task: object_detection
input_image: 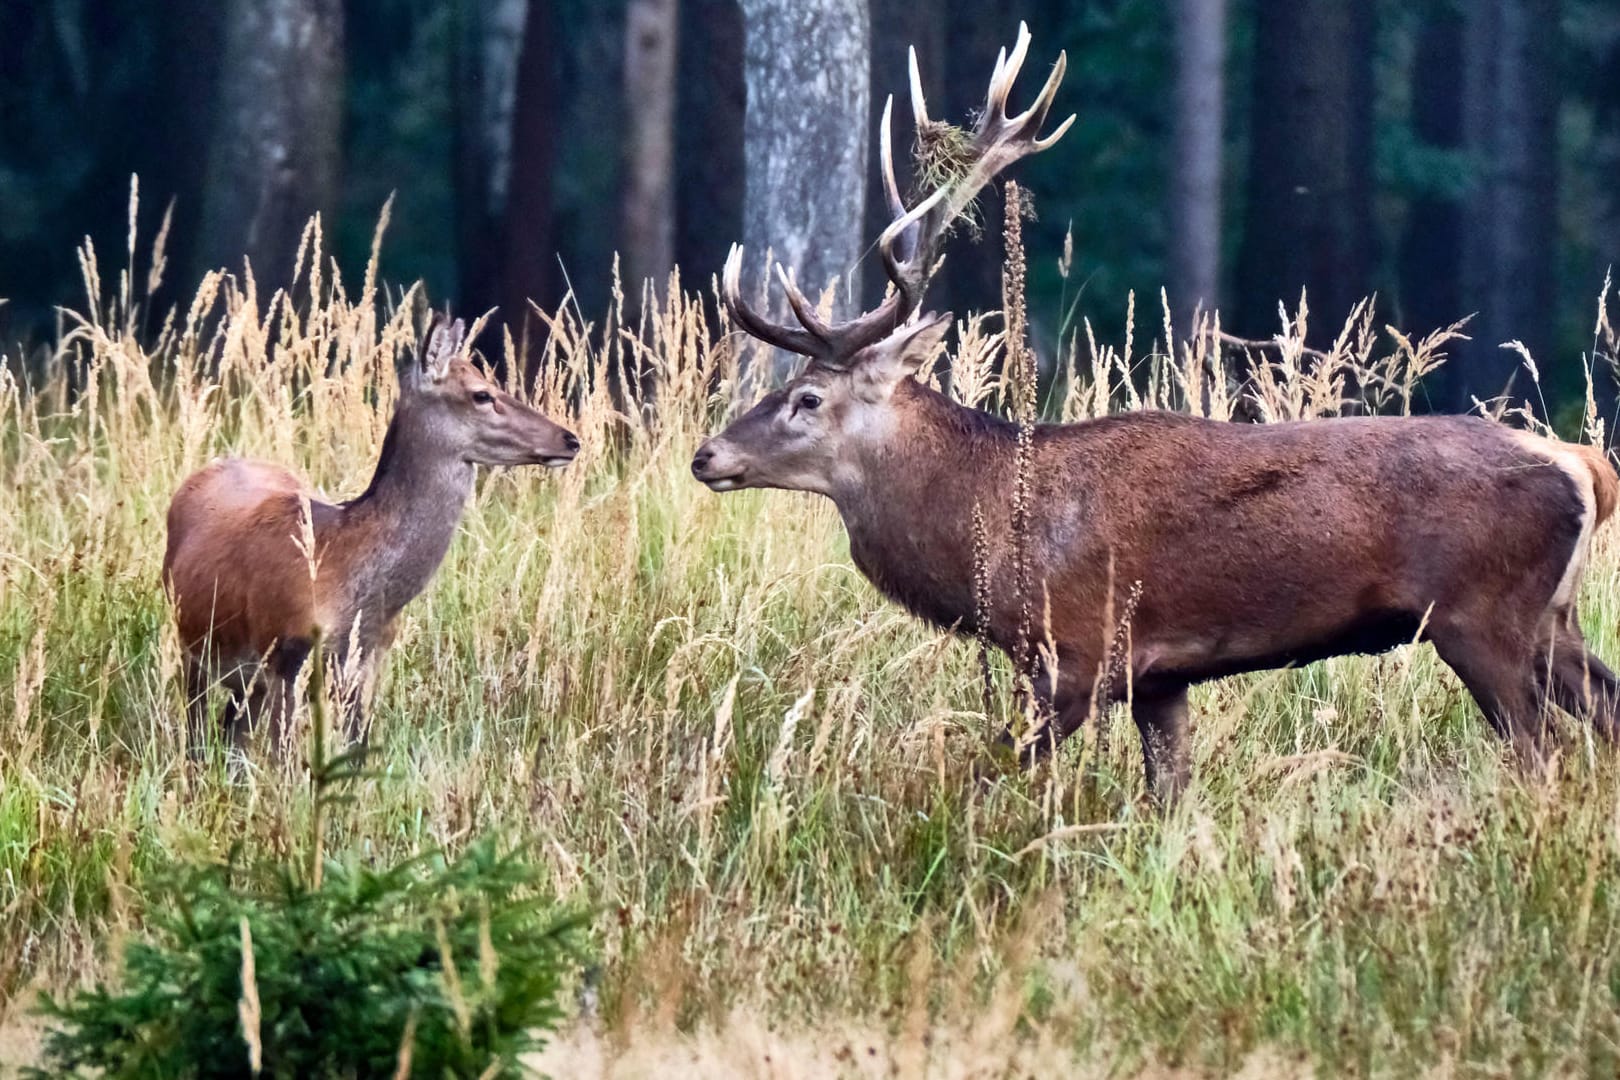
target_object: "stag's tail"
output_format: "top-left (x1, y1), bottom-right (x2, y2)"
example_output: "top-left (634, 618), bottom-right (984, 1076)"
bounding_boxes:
top-left (1574, 444), bottom-right (1619, 527)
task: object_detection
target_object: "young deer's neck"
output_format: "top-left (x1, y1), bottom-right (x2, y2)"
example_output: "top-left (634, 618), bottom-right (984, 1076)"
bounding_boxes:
top-left (334, 408), bottom-right (475, 621)
top-left (830, 381), bottom-right (1019, 632)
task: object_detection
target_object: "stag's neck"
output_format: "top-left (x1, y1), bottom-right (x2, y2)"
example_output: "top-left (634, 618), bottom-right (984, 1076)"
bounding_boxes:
top-left (830, 381), bottom-right (1024, 632)
top-left (329, 412), bottom-right (475, 623)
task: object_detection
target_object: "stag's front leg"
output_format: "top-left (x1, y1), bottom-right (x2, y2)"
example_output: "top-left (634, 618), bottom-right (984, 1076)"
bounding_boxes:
top-left (992, 649), bottom-right (1100, 768)
top-left (1131, 683), bottom-right (1191, 805)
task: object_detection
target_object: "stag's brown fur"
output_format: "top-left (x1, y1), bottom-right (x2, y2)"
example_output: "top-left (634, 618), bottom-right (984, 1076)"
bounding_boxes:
top-left (698, 326), bottom-right (1620, 800)
top-left (695, 23), bottom-right (1620, 799)
top-left (164, 322), bottom-right (578, 754)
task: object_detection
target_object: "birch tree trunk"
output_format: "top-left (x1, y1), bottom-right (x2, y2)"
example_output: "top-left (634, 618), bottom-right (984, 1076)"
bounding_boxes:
top-left (199, 0), bottom-right (344, 285)
top-left (739, 0), bottom-right (871, 383)
top-left (1168, 0), bottom-right (1227, 338)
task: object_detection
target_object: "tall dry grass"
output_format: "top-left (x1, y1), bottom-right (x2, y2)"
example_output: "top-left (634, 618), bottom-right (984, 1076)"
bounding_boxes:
top-left (3, 187), bottom-right (1620, 1076)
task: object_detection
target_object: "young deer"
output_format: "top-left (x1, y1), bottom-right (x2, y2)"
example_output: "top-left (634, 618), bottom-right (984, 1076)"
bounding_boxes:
top-left (692, 25), bottom-right (1620, 801)
top-left (164, 317), bottom-right (579, 755)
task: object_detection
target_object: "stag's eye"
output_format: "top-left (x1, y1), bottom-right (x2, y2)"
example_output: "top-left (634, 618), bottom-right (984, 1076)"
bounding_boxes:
top-left (471, 390), bottom-right (495, 406)
top-left (796, 392), bottom-right (822, 413)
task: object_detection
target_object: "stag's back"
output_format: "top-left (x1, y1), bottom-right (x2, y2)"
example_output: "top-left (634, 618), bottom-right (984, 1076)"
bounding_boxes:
top-left (1022, 411), bottom-right (1611, 680)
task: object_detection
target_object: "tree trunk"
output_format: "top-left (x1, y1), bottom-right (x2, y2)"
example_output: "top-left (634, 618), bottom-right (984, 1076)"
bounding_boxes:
top-left (1397, 0), bottom-right (1465, 373)
top-left (1167, 0), bottom-right (1227, 338)
top-left (1234, 0), bottom-right (1375, 345)
top-left (149, 0), bottom-right (225, 296)
top-left (1593, 19), bottom-right (1620, 299)
top-left (621, 0), bottom-right (680, 311)
top-left (199, 0), bottom-right (344, 286)
top-left (452, 0), bottom-right (528, 320)
top-left (675, 0), bottom-right (746, 295)
top-left (1456, 0), bottom-right (1562, 409)
top-left (739, 0), bottom-right (871, 382)
top-left (505, 0), bottom-right (561, 383)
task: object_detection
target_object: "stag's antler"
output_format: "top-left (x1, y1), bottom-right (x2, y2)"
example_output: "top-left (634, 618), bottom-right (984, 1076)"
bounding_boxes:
top-left (724, 22), bottom-right (1074, 370)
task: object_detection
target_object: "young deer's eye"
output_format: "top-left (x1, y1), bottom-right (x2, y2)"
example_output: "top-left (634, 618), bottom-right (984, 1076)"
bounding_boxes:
top-left (796, 392), bottom-right (822, 413)
top-left (471, 390), bottom-right (495, 406)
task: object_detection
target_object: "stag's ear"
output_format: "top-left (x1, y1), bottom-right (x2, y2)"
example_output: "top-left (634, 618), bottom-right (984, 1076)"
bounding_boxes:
top-left (852, 312), bottom-right (952, 401)
top-left (418, 316), bottom-right (465, 387)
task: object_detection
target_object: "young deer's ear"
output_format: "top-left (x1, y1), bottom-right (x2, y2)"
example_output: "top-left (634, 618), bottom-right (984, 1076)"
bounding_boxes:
top-left (853, 312), bottom-right (952, 401)
top-left (420, 316), bottom-right (466, 385)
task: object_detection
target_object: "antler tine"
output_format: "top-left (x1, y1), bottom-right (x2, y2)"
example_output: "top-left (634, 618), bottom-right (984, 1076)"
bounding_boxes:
top-left (876, 182), bottom-right (951, 304)
top-left (880, 96), bottom-right (906, 220)
top-left (1008, 49), bottom-right (1067, 135)
top-left (1036, 108), bottom-right (1077, 152)
top-left (987, 23), bottom-right (1032, 118)
top-left (722, 24), bottom-right (1071, 370)
top-left (722, 244), bottom-right (824, 359)
top-left (908, 47), bottom-right (930, 128)
top-left (774, 265), bottom-right (834, 339)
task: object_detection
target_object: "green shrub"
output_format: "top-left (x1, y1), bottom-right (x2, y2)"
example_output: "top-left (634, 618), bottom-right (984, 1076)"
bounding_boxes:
top-left (33, 650), bottom-right (587, 1078)
top-left (32, 837), bottom-right (586, 1079)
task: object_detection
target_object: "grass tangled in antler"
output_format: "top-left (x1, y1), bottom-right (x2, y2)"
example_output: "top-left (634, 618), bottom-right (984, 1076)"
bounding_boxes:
top-left (914, 120), bottom-right (984, 239)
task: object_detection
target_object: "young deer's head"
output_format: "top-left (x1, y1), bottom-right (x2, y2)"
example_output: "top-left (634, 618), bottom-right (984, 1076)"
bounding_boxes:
top-left (692, 24), bottom-right (1071, 497)
top-left (400, 317), bottom-right (579, 468)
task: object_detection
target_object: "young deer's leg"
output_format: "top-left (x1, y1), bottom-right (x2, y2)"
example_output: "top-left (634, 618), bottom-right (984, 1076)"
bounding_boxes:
top-left (264, 638), bottom-right (313, 759)
top-left (229, 681), bottom-right (265, 757)
top-left (338, 619), bottom-right (394, 748)
top-left (992, 651), bottom-right (1102, 768)
top-left (1132, 683), bottom-right (1191, 805)
top-left (183, 656), bottom-right (212, 760)
top-left (339, 653), bottom-right (382, 748)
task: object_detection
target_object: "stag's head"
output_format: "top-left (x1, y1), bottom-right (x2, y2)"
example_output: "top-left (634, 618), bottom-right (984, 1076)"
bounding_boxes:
top-left (691, 313), bottom-right (952, 493)
top-left (692, 23), bottom-right (1071, 496)
top-left (401, 317), bottom-right (580, 468)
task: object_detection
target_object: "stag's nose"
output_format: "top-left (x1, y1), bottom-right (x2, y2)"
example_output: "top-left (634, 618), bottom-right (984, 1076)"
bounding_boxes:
top-left (691, 446), bottom-right (713, 476)
top-left (563, 432), bottom-right (580, 453)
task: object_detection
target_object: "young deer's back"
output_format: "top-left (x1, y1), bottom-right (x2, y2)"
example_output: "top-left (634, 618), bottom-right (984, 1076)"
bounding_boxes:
top-left (163, 458), bottom-right (376, 667)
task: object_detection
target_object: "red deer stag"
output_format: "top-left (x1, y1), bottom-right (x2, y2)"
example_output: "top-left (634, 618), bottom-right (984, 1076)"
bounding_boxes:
top-left (164, 317), bottom-right (578, 755)
top-left (692, 25), bottom-right (1620, 801)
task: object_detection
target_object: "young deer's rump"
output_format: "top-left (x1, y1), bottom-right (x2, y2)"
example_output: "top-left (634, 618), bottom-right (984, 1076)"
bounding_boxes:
top-left (692, 24), bottom-right (1620, 800)
top-left (163, 318), bottom-right (579, 755)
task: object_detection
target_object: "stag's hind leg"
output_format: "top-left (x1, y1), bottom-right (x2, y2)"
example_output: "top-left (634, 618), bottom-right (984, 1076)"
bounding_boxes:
top-left (1431, 625), bottom-right (1548, 766)
top-left (1543, 624), bottom-right (1620, 742)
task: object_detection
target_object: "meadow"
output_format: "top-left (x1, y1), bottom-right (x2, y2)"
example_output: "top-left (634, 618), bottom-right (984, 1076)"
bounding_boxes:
top-left (3, 199), bottom-right (1620, 1077)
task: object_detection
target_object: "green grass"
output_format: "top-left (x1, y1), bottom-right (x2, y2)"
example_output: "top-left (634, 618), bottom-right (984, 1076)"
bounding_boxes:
top-left (3, 219), bottom-right (1620, 1077)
